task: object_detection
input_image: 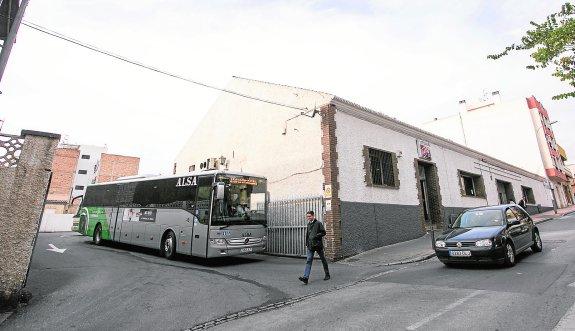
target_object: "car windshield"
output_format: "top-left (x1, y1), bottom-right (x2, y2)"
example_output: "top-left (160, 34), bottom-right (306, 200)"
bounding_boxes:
top-left (452, 209), bottom-right (504, 228)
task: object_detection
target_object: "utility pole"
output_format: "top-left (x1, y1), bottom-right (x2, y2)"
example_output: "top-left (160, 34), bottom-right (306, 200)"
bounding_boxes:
top-left (0, 0), bottom-right (31, 86)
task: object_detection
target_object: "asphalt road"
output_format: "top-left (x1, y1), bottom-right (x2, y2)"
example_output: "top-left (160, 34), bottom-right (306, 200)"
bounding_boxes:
top-left (1, 230), bottom-right (379, 330)
top-left (214, 213), bottom-right (575, 330)
top-left (2, 214), bottom-right (575, 330)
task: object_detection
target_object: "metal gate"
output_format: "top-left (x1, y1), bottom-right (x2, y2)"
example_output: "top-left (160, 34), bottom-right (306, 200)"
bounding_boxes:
top-left (266, 196), bottom-right (324, 257)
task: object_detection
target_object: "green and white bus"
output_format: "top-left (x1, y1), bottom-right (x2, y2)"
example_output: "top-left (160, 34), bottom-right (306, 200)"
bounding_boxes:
top-left (72, 171), bottom-right (267, 259)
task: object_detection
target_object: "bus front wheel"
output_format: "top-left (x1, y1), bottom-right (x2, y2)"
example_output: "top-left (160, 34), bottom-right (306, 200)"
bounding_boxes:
top-left (162, 231), bottom-right (176, 260)
top-left (93, 224), bottom-right (103, 246)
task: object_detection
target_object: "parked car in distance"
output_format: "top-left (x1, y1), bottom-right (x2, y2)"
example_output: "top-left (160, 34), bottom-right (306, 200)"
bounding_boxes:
top-left (435, 204), bottom-right (542, 267)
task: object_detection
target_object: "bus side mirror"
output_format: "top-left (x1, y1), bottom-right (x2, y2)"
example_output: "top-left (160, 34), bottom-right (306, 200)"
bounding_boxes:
top-left (215, 182), bottom-right (225, 200)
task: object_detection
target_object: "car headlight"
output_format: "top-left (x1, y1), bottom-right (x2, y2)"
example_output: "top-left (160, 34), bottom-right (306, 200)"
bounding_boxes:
top-left (435, 240), bottom-right (446, 248)
top-left (475, 239), bottom-right (492, 247)
top-left (209, 238), bottom-right (226, 246)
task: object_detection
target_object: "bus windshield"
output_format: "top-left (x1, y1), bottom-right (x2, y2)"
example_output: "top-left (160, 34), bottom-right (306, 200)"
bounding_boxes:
top-left (212, 175), bottom-right (267, 227)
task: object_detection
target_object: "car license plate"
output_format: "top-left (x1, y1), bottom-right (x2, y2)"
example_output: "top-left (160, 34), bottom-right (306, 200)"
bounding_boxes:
top-left (240, 247), bottom-right (253, 253)
top-left (449, 250), bottom-right (471, 257)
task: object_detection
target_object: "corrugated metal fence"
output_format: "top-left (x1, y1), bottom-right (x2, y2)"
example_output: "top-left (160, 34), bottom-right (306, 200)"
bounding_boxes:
top-left (266, 196), bottom-right (324, 257)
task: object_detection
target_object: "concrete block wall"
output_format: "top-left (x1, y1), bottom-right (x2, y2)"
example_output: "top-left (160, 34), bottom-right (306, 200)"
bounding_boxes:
top-left (0, 130), bottom-right (60, 309)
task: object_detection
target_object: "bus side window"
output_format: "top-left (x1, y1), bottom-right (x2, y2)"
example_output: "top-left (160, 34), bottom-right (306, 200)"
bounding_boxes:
top-left (196, 177), bottom-right (212, 225)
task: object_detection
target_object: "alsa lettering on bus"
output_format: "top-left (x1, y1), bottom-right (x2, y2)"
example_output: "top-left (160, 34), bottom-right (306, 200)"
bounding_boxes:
top-left (175, 176), bottom-right (197, 187)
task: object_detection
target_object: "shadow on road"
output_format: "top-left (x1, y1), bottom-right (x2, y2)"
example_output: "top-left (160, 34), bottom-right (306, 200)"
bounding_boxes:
top-left (83, 239), bottom-right (266, 267)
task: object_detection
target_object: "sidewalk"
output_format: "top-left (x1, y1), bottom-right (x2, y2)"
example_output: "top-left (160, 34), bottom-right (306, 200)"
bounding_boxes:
top-left (531, 204), bottom-right (575, 224)
top-left (339, 234), bottom-right (436, 267)
top-left (339, 204), bottom-right (575, 267)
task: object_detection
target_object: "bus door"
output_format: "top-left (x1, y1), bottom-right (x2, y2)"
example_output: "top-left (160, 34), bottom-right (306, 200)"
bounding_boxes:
top-left (112, 208), bottom-right (122, 242)
top-left (110, 207), bottom-right (121, 241)
top-left (191, 177), bottom-right (213, 257)
top-left (117, 208), bottom-right (133, 243)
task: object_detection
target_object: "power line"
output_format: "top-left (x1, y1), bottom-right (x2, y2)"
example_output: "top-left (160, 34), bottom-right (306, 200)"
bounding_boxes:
top-left (9, 16), bottom-right (309, 112)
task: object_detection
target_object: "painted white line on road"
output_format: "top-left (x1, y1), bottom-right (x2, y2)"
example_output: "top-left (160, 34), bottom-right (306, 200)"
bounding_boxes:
top-left (555, 300), bottom-right (575, 330)
top-left (46, 243), bottom-right (66, 253)
top-left (406, 290), bottom-right (484, 330)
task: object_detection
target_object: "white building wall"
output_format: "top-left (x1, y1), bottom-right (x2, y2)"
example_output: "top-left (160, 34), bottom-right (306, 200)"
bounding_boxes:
top-left (174, 77), bottom-right (333, 200)
top-left (422, 99), bottom-right (545, 177)
top-left (336, 110), bottom-right (552, 209)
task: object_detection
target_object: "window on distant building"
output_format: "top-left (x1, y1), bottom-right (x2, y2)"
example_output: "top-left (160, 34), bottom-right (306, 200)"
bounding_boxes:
top-left (78, 170), bottom-right (88, 175)
top-left (81, 154), bottom-right (90, 159)
top-left (75, 185), bottom-right (85, 190)
top-left (521, 186), bottom-right (536, 204)
top-left (363, 146), bottom-right (399, 188)
top-left (458, 170), bottom-right (486, 198)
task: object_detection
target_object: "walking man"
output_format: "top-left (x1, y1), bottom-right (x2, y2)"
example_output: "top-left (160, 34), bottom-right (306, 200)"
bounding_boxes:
top-left (299, 211), bottom-right (330, 284)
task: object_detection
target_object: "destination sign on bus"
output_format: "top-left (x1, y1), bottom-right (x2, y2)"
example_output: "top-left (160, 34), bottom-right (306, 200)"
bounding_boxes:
top-left (230, 178), bottom-right (258, 186)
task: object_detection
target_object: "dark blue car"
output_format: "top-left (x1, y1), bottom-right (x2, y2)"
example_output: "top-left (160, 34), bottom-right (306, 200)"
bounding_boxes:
top-left (435, 204), bottom-right (542, 267)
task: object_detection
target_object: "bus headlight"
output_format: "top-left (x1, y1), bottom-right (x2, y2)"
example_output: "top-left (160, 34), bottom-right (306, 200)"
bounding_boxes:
top-left (209, 238), bottom-right (226, 246)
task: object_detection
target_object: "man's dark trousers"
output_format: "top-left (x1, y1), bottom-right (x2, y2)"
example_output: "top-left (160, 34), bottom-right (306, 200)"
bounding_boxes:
top-left (303, 247), bottom-right (329, 278)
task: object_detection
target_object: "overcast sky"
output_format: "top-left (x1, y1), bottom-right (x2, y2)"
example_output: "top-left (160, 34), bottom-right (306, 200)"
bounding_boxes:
top-left (1, 0), bottom-right (574, 175)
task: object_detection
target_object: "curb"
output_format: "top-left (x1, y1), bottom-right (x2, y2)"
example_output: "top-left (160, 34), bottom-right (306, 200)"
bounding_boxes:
top-left (534, 217), bottom-right (554, 225)
top-left (383, 252), bottom-right (437, 266)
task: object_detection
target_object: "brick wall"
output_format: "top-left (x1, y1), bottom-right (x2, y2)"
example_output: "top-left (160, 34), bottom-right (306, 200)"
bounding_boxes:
top-left (46, 147), bottom-right (79, 204)
top-left (96, 153), bottom-right (140, 183)
top-left (320, 104), bottom-right (343, 261)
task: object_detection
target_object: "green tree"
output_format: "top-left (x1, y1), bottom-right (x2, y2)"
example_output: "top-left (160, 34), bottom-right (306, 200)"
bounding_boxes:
top-left (488, 2), bottom-right (575, 100)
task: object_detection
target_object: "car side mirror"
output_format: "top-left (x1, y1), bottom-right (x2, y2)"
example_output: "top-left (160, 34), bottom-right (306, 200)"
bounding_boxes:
top-left (214, 182), bottom-right (225, 200)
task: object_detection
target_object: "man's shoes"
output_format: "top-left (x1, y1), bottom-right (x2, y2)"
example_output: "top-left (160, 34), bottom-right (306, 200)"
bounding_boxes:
top-left (324, 274), bottom-right (330, 281)
top-left (298, 276), bottom-right (308, 285)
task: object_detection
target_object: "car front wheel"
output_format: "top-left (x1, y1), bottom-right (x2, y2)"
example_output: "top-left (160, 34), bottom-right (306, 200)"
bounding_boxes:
top-left (531, 231), bottom-right (543, 253)
top-left (503, 242), bottom-right (516, 267)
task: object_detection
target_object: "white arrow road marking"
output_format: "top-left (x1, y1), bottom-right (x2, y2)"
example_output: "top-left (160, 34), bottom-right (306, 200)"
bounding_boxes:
top-left (46, 244), bottom-right (66, 254)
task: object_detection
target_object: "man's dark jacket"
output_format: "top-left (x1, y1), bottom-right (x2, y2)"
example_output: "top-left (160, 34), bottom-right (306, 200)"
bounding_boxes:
top-left (306, 219), bottom-right (326, 250)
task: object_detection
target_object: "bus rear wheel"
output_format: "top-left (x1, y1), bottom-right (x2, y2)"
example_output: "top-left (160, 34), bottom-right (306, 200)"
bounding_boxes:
top-left (93, 224), bottom-right (103, 246)
top-left (162, 231), bottom-right (176, 260)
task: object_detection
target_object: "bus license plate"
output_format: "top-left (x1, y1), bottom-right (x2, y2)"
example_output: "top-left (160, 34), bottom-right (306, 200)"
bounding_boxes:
top-left (240, 248), bottom-right (253, 253)
top-left (449, 250), bottom-right (471, 257)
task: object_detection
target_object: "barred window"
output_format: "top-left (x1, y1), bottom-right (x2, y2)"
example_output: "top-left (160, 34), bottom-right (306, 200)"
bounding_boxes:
top-left (458, 170), bottom-right (486, 198)
top-left (368, 148), bottom-right (395, 187)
